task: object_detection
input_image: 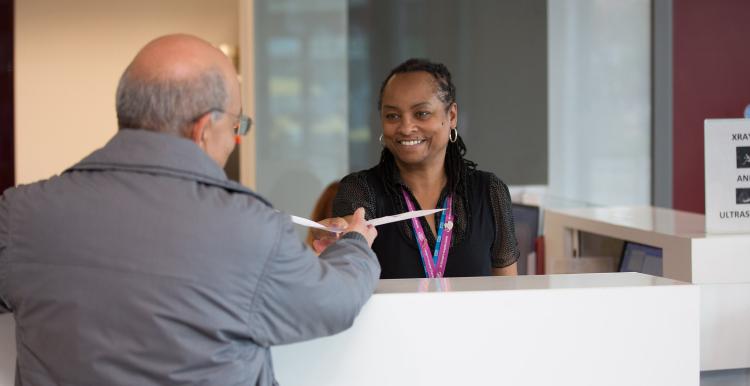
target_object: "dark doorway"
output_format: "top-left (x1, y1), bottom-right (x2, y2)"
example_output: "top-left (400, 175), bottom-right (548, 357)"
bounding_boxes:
top-left (0, 0), bottom-right (14, 192)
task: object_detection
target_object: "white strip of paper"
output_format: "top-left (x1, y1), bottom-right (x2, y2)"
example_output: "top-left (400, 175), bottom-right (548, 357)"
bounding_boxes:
top-left (290, 215), bottom-right (332, 231)
top-left (290, 208), bottom-right (445, 233)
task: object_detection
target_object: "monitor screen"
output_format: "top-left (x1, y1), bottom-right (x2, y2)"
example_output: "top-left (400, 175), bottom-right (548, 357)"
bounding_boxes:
top-left (511, 203), bottom-right (540, 275)
top-left (619, 242), bottom-right (663, 276)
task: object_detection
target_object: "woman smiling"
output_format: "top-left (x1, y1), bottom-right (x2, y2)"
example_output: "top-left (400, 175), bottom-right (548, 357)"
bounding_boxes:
top-left (318, 58), bottom-right (519, 279)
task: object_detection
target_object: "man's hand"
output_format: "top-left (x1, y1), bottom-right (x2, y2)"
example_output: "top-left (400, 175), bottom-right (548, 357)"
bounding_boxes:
top-left (311, 208), bottom-right (376, 253)
top-left (344, 208), bottom-right (377, 248)
top-left (311, 217), bottom-right (349, 254)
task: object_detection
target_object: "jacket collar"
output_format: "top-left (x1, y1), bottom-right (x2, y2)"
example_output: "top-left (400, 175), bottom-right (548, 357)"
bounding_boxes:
top-left (67, 129), bottom-right (271, 206)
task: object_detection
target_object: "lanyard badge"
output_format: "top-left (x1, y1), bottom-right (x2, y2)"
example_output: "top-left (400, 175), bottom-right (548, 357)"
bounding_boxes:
top-left (401, 188), bottom-right (454, 278)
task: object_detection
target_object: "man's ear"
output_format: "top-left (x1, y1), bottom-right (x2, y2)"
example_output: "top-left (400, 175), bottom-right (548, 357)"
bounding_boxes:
top-left (189, 113), bottom-right (212, 146)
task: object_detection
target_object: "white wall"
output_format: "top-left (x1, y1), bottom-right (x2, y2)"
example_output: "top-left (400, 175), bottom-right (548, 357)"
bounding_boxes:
top-left (14, 0), bottom-right (239, 184)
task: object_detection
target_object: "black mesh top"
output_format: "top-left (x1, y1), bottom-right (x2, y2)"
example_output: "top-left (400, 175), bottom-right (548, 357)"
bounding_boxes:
top-left (333, 163), bottom-right (519, 275)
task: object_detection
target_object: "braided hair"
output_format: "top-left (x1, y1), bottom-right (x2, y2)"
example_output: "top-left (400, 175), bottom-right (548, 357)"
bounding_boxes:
top-left (376, 58), bottom-right (477, 199)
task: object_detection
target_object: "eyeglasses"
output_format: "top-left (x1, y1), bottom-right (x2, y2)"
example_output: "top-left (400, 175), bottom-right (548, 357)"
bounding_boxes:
top-left (217, 109), bottom-right (253, 136)
top-left (224, 110), bottom-right (253, 136)
top-left (196, 108), bottom-right (253, 136)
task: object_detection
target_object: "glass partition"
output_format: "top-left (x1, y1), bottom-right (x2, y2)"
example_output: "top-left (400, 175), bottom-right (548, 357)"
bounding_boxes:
top-left (254, 0), bottom-right (349, 235)
top-left (548, 0), bottom-right (652, 206)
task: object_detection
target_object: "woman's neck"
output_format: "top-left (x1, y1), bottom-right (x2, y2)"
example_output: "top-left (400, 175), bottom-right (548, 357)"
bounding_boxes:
top-left (396, 158), bottom-right (447, 197)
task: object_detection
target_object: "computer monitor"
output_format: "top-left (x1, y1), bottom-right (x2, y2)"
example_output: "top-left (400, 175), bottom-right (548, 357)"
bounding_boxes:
top-left (511, 203), bottom-right (540, 275)
top-left (619, 242), bottom-right (663, 276)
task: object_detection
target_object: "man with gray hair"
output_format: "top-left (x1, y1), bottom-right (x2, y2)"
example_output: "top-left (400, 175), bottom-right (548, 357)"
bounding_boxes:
top-left (0, 34), bottom-right (379, 385)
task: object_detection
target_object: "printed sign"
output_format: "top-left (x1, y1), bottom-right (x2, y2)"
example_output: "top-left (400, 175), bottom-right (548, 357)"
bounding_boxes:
top-left (738, 147), bottom-right (750, 169)
top-left (705, 119), bottom-right (750, 234)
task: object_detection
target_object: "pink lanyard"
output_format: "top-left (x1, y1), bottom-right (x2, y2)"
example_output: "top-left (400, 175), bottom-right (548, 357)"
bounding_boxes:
top-left (401, 188), bottom-right (454, 278)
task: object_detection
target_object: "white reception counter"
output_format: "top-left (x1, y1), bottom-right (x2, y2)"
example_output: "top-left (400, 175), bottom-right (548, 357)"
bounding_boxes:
top-left (544, 206), bottom-right (750, 371)
top-left (0, 273), bottom-right (698, 386)
top-left (272, 273), bottom-right (697, 386)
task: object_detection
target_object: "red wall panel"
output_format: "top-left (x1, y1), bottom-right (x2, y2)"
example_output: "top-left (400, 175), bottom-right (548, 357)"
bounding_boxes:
top-left (673, 0), bottom-right (750, 213)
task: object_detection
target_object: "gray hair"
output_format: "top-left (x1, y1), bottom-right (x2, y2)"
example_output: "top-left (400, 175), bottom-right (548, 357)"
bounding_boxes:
top-left (115, 66), bottom-right (228, 136)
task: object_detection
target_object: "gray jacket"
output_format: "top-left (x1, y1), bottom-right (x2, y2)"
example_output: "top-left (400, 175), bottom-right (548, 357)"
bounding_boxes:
top-left (0, 129), bottom-right (380, 386)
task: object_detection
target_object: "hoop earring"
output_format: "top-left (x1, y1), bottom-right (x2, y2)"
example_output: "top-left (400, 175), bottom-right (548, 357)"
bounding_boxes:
top-left (449, 128), bottom-right (458, 143)
top-left (379, 134), bottom-right (384, 146)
